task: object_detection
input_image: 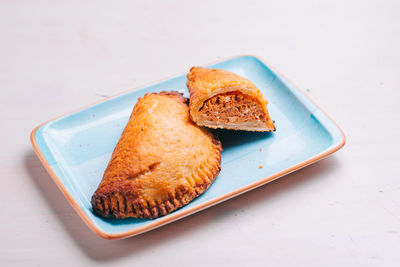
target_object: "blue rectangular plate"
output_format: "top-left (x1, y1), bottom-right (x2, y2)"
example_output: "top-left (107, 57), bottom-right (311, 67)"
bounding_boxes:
top-left (31, 55), bottom-right (345, 239)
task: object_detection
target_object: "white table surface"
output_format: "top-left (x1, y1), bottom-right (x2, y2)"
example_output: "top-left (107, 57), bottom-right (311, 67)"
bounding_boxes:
top-left (1, 0), bottom-right (399, 266)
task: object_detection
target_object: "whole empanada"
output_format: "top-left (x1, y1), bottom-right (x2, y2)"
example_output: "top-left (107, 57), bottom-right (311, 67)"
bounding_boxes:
top-left (91, 91), bottom-right (222, 219)
top-left (187, 67), bottom-right (275, 132)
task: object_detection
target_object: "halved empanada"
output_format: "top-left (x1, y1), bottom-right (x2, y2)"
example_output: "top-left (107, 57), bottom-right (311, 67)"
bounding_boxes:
top-left (91, 91), bottom-right (222, 219)
top-left (187, 67), bottom-right (275, 132)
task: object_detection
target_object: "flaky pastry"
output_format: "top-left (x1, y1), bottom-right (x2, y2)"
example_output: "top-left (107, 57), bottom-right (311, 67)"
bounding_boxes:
top-left (187, 67), bottom-right (275, 132)
top-left (91, 91), bottom-right (222, 219)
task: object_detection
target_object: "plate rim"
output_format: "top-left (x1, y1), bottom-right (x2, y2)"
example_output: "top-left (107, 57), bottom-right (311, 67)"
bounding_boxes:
top-left (30, 54), bottom-right (346, 239)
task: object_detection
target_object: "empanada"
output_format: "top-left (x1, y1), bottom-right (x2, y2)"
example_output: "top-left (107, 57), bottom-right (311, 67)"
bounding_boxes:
top-left (187, 67), bottom-right (275, 132)
top-left (91, 91), bottom-right (222, 219)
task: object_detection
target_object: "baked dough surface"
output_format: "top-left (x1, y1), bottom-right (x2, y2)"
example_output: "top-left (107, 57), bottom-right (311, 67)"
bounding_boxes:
top-left (91, 91), bottom-right (222, 219)
top-left (187, 67), bottom-right (275, 131)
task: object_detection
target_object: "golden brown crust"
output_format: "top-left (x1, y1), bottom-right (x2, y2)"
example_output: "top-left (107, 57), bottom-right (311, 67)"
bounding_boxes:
top-left (91, 91), bottom-right (222, 219)
top-left (187, 67), bottom-right (275, 132)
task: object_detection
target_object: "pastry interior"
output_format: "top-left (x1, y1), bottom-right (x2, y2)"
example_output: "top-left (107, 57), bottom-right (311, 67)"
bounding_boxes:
top-left (196, 91), bottom-right (273, 131)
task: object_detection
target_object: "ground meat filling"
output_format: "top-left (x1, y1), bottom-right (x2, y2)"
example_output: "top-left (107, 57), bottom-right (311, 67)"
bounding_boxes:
top-left (198, 91), bottom-right (267, 124)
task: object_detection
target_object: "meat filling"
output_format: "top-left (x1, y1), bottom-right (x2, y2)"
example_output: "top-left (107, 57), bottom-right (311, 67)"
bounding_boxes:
top-left (198, 91), bottom-right (267, 124)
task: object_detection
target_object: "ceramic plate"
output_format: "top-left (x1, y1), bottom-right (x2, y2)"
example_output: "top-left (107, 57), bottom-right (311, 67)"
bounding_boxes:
top-left (31, 55), bottom-right (345, 239)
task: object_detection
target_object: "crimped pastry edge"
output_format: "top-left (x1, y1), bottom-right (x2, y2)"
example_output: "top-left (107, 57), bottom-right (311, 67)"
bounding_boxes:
top-left (91, 91), bottom-right (222, 219)
top-left (92, 139), bottom-right (222, 219)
